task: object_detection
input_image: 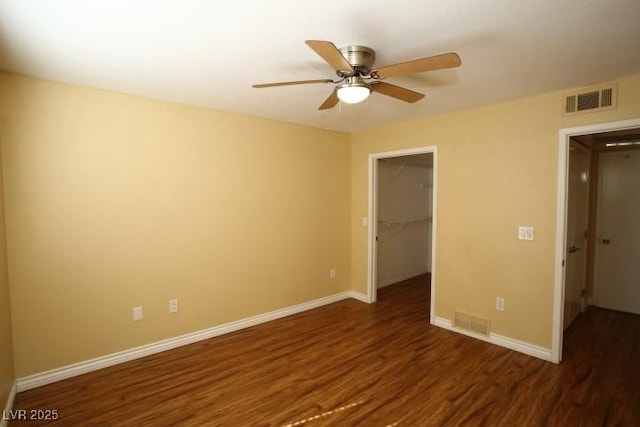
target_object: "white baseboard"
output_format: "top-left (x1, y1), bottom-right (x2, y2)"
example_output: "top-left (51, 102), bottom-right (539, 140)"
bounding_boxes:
top-left (347, 290), bottom-right (370, 303)
top-left (17, 291), bottom-right (358, 392)
top-left (433, 316), bottom-right (552, 362)
top-left (377, 269), bottom-right (430, 289)
top-left (1, 381), bottom-right (17, 427)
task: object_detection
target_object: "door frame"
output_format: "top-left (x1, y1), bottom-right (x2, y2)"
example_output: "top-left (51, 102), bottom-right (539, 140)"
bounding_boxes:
top-left (367, 146), bottom-right (438, 322)
top-left (553, 117), bottom-right (640, 363)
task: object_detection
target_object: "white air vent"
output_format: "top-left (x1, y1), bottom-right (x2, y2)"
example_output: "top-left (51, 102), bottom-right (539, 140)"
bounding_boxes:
top-left (564, 83), bottom-right (617, 115)
top-left (454, 311), bottom-right (491, 336)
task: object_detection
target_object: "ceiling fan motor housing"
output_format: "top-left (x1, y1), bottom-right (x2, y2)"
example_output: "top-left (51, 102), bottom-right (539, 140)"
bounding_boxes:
top-left (252, 40), bottom-right (461, 110)
top-left (338, 45), bottom-right (375, 76)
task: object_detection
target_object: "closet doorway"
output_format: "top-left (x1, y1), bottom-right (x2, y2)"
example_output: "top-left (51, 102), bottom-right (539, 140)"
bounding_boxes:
top-left (367, 146), bottom-right (437, 321)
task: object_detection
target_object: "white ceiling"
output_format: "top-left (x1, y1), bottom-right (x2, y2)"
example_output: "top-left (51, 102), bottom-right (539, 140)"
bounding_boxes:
top-left (1, 0), bottom-right (639, 133)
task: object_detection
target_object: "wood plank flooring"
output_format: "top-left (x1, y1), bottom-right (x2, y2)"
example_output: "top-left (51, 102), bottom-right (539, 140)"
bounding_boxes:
top-left (9, 274), bottom-right (640, 426)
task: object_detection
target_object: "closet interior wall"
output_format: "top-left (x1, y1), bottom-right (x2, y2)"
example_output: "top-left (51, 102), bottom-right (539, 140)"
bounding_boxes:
top-left (376, 154), bottom-right (433, 288)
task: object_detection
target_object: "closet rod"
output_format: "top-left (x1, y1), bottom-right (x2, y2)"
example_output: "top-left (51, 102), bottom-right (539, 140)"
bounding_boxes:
top-left (378, 217), bottom-right (432, 227)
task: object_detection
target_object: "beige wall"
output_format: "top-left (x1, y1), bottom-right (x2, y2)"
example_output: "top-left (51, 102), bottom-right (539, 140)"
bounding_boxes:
top-left (351, 74), bottom-right (640, 348)
top-left (1, 70), bottom-right (639, 380)
top-left (0, 133), bottom-right (15, 410)
top-left (0, 73), bottom-right (351, 377)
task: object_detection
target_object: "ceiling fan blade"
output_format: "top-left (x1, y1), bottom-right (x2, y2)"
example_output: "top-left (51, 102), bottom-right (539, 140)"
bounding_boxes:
top-left (252, 79), bottom-right (334, 88)
top-left (318, 91), bottom-right (339, 110)
top-left (371, 82), bottom-right (425, 103)
top-left (372, 52), bottom-right (461, 79)
top-left (305, 40), bottom-right (354, 73)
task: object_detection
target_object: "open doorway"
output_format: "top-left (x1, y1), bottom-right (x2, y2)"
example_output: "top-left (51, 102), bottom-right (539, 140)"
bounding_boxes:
top-left (554, 118), bottom-right (640, 363)
top-left (367, 146), bottom-right (437, 322)
top-left (592, 144), bottom-right (640, 314)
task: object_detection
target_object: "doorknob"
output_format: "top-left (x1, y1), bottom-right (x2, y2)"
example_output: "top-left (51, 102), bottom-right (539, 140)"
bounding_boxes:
top-left (567, 245), bottom-right (581, 254)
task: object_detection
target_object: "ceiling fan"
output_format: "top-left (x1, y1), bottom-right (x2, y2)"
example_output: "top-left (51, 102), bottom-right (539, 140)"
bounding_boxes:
top-left (252, 40), bottom-right (461, 110)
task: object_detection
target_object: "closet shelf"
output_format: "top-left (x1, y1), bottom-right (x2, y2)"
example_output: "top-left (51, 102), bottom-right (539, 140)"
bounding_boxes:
top-left (380, 158), bottom-right (433, 178)
top-left (378, 217), bottom-right (432, 228)
top-left (381, 158), bottom-right (432, 169)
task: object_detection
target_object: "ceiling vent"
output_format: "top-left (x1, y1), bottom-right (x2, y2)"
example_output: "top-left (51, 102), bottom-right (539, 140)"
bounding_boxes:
top-left (564, 83), bottom-right (617, 115)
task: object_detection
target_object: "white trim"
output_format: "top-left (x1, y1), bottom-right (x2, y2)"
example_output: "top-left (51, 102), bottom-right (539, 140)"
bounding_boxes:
top-left (1, 381), bottom-right (17, 427)
top-left (347, 290), bottom-right (369, 303)
top-left (553, 117), bottom-right (640, 364)
top-left (366, 156), bottom-right (377, 304)
top-left (433, 317), bottom-right (552, 361)
top-left (552, 134), bottom-right (569, 363)
top-left (367, 146), bottom-right (438, 316)
top-left (16, 291), bottom-right (359, 392)
top-left (430, 148), bottom-right (438, 324)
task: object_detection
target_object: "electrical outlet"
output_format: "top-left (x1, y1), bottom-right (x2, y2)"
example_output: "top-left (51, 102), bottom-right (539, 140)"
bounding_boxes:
top-left (496, 297), bottom-right (505, 311)
top-left (133, 306), bottom-right (143, 321)
top-left (518, 226), bottom-right (534, 241)
top-left (169, 299), bottom-right (179, 313)
top-left (329, 268), bottom-right (336, 279)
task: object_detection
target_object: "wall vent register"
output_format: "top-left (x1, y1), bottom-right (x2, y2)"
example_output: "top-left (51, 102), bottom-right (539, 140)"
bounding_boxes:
top-left (454, 311), bottom-right (491, 336)
top-left (564, 83), bottom-right (617, 115)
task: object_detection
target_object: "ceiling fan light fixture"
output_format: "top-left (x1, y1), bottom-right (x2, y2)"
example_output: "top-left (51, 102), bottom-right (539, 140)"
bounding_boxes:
top-left (253, 40), bottom-right (460, 110)
top-left (337, 79), bottom-right (371, 104)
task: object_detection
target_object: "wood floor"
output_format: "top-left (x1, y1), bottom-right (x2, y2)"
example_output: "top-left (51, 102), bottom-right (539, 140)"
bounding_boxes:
top-left (9, 274), bottom-right (640, 426)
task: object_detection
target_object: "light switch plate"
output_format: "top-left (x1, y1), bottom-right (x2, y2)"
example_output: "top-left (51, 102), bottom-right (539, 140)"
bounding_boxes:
top-left (133, 306), bottom-right (143, 321)
top-left (518, 226), bottom-right (534, 241)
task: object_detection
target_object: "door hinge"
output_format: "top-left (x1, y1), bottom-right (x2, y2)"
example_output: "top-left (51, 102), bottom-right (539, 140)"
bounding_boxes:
top-left (562, 259), bottom-right (565, 267)
top-left (581, 289), bottom-right (585, 297)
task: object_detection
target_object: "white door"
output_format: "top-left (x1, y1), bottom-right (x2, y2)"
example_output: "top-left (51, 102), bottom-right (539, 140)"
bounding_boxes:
top-left (594, 150), bottom-right (640, 314)
top-left (564, 143), bottom-right (589, 330)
